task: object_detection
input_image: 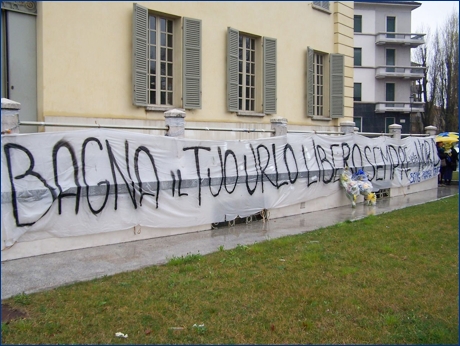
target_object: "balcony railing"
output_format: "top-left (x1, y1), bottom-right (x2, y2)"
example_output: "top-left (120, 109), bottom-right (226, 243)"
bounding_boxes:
top-left (375, 101), bottom-right (425, 113)
top-left (375, 66), bottom-right (425, 80)
top-left (375, 32), bottom-right (425, 47)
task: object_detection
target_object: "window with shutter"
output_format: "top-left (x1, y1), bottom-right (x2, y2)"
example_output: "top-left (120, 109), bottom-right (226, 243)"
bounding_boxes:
top-left (306, 47), bottom-right (344, 118)
top-left (227, 28), bottom-right (276, 115)
top-left (132, 4), bottom-right (201, 110)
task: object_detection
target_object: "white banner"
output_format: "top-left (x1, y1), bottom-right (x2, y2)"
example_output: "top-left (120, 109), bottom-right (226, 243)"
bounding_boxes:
top-left (1, 129), bottom-right (439, 248)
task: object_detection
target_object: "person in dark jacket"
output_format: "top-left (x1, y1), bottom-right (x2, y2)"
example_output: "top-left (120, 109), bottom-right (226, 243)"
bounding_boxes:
top-left (444, 145), bottom-right (458, 185)
top-left (437, 142), bottom-right (447, 185)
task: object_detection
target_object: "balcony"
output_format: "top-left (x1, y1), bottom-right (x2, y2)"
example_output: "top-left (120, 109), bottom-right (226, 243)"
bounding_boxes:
top-left (375, 32), bottom-right (425, 47)
top-left (375, 66), bottom-right (425, 80)
top-left (375, 101), bottom-right (425, 113)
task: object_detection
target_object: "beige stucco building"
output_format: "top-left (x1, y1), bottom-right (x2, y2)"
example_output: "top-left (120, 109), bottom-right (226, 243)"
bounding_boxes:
top-left (2, 2), bottom-right (440, 263)
top-left (2, 1), bottom-right (354, 137)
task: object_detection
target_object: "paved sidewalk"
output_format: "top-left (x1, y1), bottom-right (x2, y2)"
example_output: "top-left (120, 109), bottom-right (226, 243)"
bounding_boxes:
top-left (1, 186), bottom-right (458, 300)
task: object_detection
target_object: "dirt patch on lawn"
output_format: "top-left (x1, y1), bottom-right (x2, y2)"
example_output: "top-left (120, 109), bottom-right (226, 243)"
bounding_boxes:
top-left (1, 304), bottom-right (27, 323)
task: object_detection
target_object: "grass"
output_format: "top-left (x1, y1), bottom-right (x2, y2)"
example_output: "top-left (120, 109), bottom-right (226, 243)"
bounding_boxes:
top-left (453, 170), bottom-right (458, 181)
top-left (1, 196), bottom-right (458, 344)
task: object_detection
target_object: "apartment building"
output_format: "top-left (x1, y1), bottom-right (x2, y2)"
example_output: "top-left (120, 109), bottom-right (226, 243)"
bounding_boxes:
top-left (353, 1), bottom-right (425, 133)
top-left (1, 1), bottom-right (354, 138)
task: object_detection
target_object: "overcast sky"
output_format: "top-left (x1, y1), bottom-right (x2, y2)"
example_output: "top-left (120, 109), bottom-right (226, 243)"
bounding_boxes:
top-left (411, 1), bottom-right (459, 33)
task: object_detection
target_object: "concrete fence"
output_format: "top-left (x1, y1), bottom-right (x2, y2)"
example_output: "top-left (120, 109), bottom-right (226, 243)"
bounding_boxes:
top-left (1, 98), bottom-right (437, 139)
top-left (1, 98), bottom-right (439, 261)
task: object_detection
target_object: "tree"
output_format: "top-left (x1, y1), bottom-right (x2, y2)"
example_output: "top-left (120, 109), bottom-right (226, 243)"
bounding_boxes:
top-left (413, 11), bottom-right (459, 132)
top-left (413, 25), bottom-right (433, 129)
top-left (439, 12), bottom-right (459, 132)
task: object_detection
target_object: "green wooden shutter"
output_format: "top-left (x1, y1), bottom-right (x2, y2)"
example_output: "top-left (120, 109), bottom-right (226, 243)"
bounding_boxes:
top-left (227, 27), bottom-right (239, 112)
top-left (263, 37), bottom-right (276, 115)
top-left (132, 3), bottom-right (148, 106)
top-left (183, 17), bottom-right (201, 109)
top-left (330, 54), bottom-right (344, 118)
top-left (307, 47), bottom-right (314, 116)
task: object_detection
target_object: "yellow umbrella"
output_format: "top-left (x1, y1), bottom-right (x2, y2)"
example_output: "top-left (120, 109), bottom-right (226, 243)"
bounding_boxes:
top-left (435, 136), bottom-right (458, 143)
top-left (435, 132), bottom-right (459, 143)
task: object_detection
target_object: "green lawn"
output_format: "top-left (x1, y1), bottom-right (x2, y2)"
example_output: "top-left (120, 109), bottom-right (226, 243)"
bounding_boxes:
top-left (2, 196), bottom-right (458, 344)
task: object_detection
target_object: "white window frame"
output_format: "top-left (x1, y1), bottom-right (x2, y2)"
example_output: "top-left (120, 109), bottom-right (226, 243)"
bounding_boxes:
top-left (313, 52), bottom-right (324, 116)
top-left (386, 16), bottom-right (396, 38)
top-left (354, 47), bottom-right (362, 67)
top-left (227, 27), bottom-right (277, 116)
top-left (385, 48), bottom-right (396, 72)
top-left (238, 34), bottom-right (256, 112)
top-left (386, 82), bottom-right (395, 102)
top-left (354, 82), bottom-right (362, 102)
top-left (354, 15), bottom-right (362, 33)
top-left (148, 14), bottom-right (174, 106)
top-left (132, 4), bottom-right (202, 110)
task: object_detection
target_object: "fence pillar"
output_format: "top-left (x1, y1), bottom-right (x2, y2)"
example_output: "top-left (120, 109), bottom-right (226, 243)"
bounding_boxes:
top-left (1, 98), bottom-right (20, 134)
top-left (270, 117), bottom-right (288, 137)
top-left (424, 125), bottom-right (437, 136)
top-left (164, 109), bottom-right (186, 138)
top-left (340, 121), bottom-right (355, 134)
top-left (389, 123), bottom-right (402, 139)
